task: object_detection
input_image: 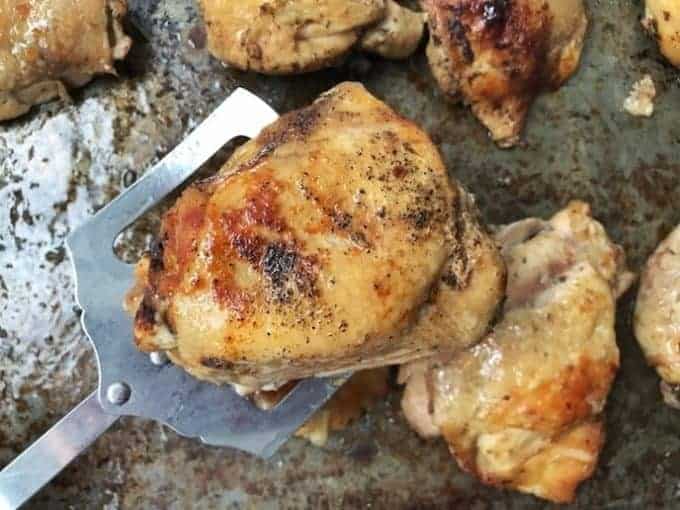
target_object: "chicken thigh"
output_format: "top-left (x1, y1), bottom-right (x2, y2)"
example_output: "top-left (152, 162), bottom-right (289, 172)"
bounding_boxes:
top-left (198, 0), bottom-right (424, 74)
top-left (0, 0), bottom-right (131, 121)
top-left (634, 225), bottom-right (680, 407)
top-left (360, 0), bottom-right (426, 59)
top-left (642, 0), bottom-right (680, 67)
top-left (128, 82), bottom-right (505, 392)
top-left (401, 202), bottom-right (633, 502)
top-left (421, 0), bottom-right (588, 147)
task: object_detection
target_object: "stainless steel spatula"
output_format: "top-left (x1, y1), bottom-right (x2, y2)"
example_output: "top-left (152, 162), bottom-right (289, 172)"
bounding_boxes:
top-left (0, 89), bottom-right (346, 510)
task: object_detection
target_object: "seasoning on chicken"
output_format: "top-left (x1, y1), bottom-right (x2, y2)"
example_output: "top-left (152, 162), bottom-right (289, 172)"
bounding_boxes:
top-left (421, 0), bottom-right (588, 147)
top-left (360, 0), bottom-right (426, 59)
top-left (127, 82), bottom-right (505, 393)
top-left (197, 0), bottom-right (424, 74)
top-left (401, 202), bottom-right (633, 503)
top-left (642, 0), bottom-right (680, 67)
top-left (0, 0), bottom-right (131, 122)
top-left (634, 225), bottom-right (680, 408)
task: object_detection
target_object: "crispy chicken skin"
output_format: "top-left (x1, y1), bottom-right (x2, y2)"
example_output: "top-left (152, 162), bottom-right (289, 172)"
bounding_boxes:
top-left (198, 0), bottom-right (424, 74)
top-left (127, 82), bottom-right (505, 391)
top-left (642, 0), bottom-right (680, 67)
top-left (401, 202), bottom-right (633, 503)
top-left (421, 0), bottom-right (588, 147)
top-left (634, 225), bottom-right (680, 408)
top-left (0, 0), bottom-right (131, 121)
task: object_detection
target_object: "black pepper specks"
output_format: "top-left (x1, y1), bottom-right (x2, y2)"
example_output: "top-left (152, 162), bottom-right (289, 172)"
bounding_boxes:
top-left (262, 243), bottom-right (297, 288)
top-left (482, 0), bottom-right (507, 25)
top-left (449, 19), bottom-right (474, 63)
top-left (200, 357), bottom-right (234, 370)
top-left (332, 210), bottom-right (352, 230)
top-left (149, 238), bottom-right (164, 273)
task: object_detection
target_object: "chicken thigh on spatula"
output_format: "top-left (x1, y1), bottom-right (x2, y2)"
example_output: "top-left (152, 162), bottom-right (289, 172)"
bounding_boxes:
top-left (401, 202), bottom-right (633, 503)
top-left (126, 82), bottom-right (505, 393)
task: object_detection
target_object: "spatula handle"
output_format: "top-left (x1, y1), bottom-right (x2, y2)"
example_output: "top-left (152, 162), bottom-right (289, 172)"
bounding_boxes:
top-left (0, 392), bottom-right (118, 510)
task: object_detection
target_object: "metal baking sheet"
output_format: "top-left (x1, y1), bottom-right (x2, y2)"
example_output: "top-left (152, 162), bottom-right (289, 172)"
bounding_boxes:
top-left (2, 0), bottom-right (680, 507)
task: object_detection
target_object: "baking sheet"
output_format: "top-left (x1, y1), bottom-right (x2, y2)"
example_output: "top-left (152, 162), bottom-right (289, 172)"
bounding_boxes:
top-left (2, 0), bottom-right (680, 508)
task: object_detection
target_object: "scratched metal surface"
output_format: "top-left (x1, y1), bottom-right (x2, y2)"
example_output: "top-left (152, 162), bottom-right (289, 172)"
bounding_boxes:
top-left (1, 0), bottom-right (680, 508)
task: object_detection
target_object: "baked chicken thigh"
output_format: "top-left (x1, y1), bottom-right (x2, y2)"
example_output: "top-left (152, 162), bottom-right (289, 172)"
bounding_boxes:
top-left (198, 0), bottom-right (424, 74)
top-left (401, 202), bottom-right (633, 502)
top-left (642, 0), bottom-right (680, 67)
top-left (127, 82), bottom-right (505, 392)
top-left (0, 0), bottom-right (131, 121)
top-left (421, 0), bottom-right (588, 147)
top-left (635, 225), bottom-right (680, 407)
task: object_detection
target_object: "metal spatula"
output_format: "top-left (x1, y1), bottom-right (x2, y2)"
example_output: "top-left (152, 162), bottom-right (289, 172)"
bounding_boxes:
top-left (0, 89), bottom-right (346, 510)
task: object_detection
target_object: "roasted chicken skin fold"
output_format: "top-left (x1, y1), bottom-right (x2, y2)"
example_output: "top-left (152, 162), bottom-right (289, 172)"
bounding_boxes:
top-left (401, 202), bottom-right (633, 503)
top-left (198, 0), bottom-right (424, 74)
top-left (127, 82), bottom-right (505, 392)
top-left (634, 225), bottom-right (680, 408)
top-left (642, 0), bottom-right (680, 67)
top-left (0, 0), bottom-right (131, 121)
top-left (422, 0), bottom-right (588, 147)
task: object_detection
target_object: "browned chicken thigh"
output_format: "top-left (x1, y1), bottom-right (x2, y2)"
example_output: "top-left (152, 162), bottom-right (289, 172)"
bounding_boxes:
top-left (421, 0), bottom-right (588, 147)
top-left (635, 225), bottom-right (680, 407)
top-left (198, 0), bottom-right (424, 74)
top-left (127, 82), bottom-right (505, 393)
top-left (0, 0), bottom-right (131, 121)
top-left (401, 202), bottom-right (633, 502)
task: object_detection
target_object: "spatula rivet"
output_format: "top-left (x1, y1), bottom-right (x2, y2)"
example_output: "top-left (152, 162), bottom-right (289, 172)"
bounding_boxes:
top-left (150, 351), bottom-right (169, 366)
top-left (107, 382), bottom-right (131, 405)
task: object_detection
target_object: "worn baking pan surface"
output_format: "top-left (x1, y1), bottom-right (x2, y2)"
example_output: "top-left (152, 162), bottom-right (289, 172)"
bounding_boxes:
top-left (1, 0), bottom-right (680, 508)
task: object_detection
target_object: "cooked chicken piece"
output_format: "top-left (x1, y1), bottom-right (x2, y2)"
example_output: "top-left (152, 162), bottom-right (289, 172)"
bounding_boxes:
top-left (360, 0), bottom-right (425, 59)
top-left (198, 0), bottom-right (383, 74)
top-left (642, 0), bottom-right (680, 67)
top-left (295, 368), bottom-right (391, 445)
top-left (0, 0), bottom-right (131, 121)
top-left (635, 225), bottom-right (680, 408)
top-left (128, 82), bottom-right (505, 392)
top-left (239, 368), bottom-right (390, 446)
top-left (401, 202), bottom-right (633, 503)
top-left (198, 0), bottom-right (423, 74)
top-left (421, 0), bottom-right (588, 147)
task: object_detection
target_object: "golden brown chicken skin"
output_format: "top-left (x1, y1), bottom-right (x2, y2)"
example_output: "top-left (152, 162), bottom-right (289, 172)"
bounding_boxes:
top-left (0, 0), bottom-right (131, 121)
top-left (642, 0), bottom-right (680, 67)
top-left (634, 225), bottom-right (680, 408)
top-left (198, 0), bottom-right (424, 74)
top-left (127, 82), bottom-right (505, 392)
top-left (400, 202), bottom-right (633, 503)
top-left (422, 0), bottom-right (587, 147)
